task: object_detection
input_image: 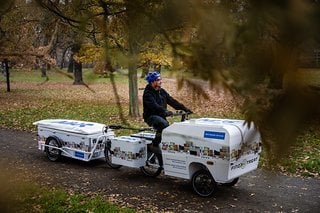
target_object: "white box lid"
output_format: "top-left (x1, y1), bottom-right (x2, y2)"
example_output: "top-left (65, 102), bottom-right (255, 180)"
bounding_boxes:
top-left (186, 118), bottom-right (244, 127)
top-left (113, 136), bottom-right (142, 143)
top-left (33, 119), bottom-right (106, 135)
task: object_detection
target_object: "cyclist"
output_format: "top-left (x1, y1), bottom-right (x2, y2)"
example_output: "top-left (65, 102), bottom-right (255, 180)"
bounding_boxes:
top-left (143, 71), bottom-right (192, 167)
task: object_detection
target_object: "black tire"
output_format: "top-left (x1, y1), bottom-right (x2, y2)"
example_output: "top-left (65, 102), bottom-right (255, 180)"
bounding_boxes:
top-left (220, 177), bottom-right (239, 187)
top-left (140, 152), bottom-right (162, 177)
top-left (104, 141), bottom-right (122, 169)
top-left (45, 137), bottom-right (62, 162)
top-left (192, 169), bottom-right (217, 197)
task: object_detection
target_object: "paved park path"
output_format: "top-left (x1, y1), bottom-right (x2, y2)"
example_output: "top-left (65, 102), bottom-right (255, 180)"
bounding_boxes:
top-left (1, 128), bottom-right (319, 212)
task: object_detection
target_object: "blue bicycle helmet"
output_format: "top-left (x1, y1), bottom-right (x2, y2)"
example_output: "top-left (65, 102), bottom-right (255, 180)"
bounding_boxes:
top-left (145, 72), bottom-right (160, 83)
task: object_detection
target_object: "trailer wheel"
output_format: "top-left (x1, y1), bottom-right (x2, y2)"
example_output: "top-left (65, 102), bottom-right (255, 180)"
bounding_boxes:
top-left (192, 169), bottom-right (217, 197)
top-left (140, 152), bottom-right (162, 177)
top-left (104, 141), bottom-right (122, 169)
top-left (220, 177), bottom-right (239, 187)
top-left (45, 137), bottom-right (62, 162)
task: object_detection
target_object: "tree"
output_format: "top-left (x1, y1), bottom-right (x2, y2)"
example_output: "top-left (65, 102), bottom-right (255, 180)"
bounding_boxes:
top-left (34, 0), bottom-right (173, 118)
top-left (0, 0), bottom-right (66, 72)
top-left (0, 0), bottom-right (14, 48)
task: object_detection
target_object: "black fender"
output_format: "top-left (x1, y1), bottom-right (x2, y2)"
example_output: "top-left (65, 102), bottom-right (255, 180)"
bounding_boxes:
top-left (45, 136), bottom-right (62, 147)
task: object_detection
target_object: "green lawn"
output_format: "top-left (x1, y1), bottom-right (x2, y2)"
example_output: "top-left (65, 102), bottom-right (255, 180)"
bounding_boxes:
top-left (7, 68), bottom-right (131, 83)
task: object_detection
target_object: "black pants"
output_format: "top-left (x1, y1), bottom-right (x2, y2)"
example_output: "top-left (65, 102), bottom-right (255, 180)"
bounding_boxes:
top-left (145, 115), bottom-right (168, 167)
top-left (146, 115), bottom-right (169, 146)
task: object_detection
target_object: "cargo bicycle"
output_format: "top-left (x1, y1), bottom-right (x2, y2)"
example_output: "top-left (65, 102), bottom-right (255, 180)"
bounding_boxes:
top-left (103, 111), bottom-right (262, 197)
top-left (104, 111), bottom-right (190, 177)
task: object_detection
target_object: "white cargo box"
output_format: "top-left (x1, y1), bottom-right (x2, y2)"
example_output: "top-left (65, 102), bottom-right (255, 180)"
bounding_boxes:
top-left (33, 119), bottom-right (114, 161)
top-left (111, 136), bottom-right (147, 168)
top-left (161, 118), bottom-right (262, 183)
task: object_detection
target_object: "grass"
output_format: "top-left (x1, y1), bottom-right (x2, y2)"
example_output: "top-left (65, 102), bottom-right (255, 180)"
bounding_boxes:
top-left (0, 98), bottom-right (124, 131)
top-left (278, 127), bottom-right (320, 177)
top-left (0, 68), bottom-right (319, 211)
top-left (8, 68), bottom-right (130, 84)
top-left (257, 124), bottom-right (320, 178)
top-left (1, 173), bottom-right (134, 213)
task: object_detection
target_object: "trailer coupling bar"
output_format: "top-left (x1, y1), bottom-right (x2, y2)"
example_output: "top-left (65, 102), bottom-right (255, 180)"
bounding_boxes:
top-left (108, 125), bottom-right (153, 131)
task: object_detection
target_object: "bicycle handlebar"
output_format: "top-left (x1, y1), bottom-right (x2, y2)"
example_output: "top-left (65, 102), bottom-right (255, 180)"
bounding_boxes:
top-left (167, 110), bottom-right (193, 121)
top-left (171, 110), bottom-right (192, 116)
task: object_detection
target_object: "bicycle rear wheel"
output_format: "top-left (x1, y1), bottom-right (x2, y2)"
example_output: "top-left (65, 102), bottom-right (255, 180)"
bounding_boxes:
top-left (104, 140), bottom-right (122, 169)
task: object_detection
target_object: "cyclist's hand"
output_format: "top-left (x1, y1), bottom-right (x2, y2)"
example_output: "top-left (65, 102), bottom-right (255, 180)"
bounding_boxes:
top-left (165, 110), bottom-right (174, 117)
top-left (184, 108), bottom-right (193, 114)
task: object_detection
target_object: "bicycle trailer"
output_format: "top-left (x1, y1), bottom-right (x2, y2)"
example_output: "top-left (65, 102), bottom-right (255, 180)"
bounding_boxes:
top-left (33, 119), bottom-right (114, 162)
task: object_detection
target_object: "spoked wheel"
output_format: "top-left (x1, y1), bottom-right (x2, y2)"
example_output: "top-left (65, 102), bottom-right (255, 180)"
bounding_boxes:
top-left (104, 140), bottom-right (122, 169)
top-left (219, 177), bottom-right (239, 187)
top-left (192, 169), bottom-right (218, 197)
top-left (140, 152), bottom-right (162, 177)
top-left (45, 137), bottom-right (62, 162)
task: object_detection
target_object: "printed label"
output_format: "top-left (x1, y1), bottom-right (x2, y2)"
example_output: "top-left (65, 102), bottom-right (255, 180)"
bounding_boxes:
top-left (230, 157), bottom-right (258, 170)
top-left (75, 151), bottom-right (85, 158)
top-left (204, 131), bottom-right (225, 140)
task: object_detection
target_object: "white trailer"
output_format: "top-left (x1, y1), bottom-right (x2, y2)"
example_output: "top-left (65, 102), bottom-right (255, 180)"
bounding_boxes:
top-left (33, 119), bottom-right (114, 162)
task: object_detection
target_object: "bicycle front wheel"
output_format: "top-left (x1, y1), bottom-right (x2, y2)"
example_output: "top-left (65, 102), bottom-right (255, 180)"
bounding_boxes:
top-left (140, 152), bottom-right (162, 177)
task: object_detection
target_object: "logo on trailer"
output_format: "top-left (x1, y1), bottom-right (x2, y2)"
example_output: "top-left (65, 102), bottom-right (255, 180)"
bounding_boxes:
top-left (75, 151), bottom-right (85, 158)
top-left (231, 157), bottom-right (258, 170)
top-left (203, 131), bottom-right (225, 140)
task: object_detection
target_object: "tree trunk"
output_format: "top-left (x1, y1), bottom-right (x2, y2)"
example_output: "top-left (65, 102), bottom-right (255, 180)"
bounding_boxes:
top-left (3, 59), bottom-right (10, 92)
top-left (41, 61), bottom-right (47, 77)
top-left (126, 0), bottom-right (140, 118)
top-left (68, 53), bottom-right (74, 73)
top-left (73, 61), bottom-right (84, 85)
top-left (128, 54), bottom-right (140, 117)
top-left (127, 29), bottom-right (140, 117)
top-left (60, 47), bottom-right (70, 69)
top-left (71, 43), bottom-right (84, 85)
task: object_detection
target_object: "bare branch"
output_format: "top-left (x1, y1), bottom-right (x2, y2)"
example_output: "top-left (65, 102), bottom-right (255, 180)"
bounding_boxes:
top-left (35, 0), bottom-right (80, 26)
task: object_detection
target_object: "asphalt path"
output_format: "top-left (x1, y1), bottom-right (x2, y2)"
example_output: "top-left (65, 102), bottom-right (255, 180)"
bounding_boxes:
top-left (0, 128), bottom-right (319, 212)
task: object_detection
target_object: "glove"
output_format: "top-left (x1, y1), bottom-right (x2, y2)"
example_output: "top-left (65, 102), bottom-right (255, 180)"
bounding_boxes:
top-left (184, 108), bottom-right (193, 114)
top-left (165, 110), bottom-right (173, 117)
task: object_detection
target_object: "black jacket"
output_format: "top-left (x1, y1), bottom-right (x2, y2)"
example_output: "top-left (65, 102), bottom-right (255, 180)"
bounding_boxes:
top-left (143, 84), bottom-right (187, 121)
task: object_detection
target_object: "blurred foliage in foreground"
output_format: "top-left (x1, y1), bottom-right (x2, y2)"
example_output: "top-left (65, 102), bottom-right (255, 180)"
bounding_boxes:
top-left (160, 0), bottom-right (320, 162)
